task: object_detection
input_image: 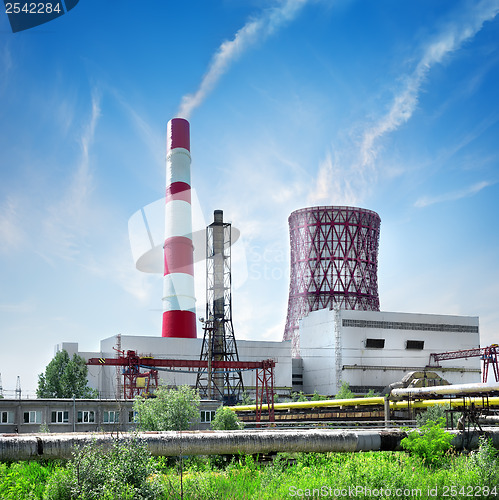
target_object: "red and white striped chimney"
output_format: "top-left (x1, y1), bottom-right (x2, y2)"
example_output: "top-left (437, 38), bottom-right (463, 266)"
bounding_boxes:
top-left (162, 118), bottom-right (197, 338)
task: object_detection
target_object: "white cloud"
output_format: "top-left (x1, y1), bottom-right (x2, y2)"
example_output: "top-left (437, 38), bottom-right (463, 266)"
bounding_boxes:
top-left (310, 0), bottom-right (499, 204)
top-left (0, 196), bottom-right (26, 253)
top-left (177, 0), bottom-right (310, 119)
top-left (414, 180), bottom-right (493, 208)
top-left (41, 91), bottom-right (101, 261)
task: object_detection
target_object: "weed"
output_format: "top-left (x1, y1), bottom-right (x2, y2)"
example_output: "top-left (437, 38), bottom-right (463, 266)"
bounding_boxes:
top-left (401, 417), bottom-right (454, 466)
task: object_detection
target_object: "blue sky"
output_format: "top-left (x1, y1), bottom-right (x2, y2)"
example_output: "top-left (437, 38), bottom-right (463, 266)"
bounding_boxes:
top-left (1, 0), bottom-right (499, 394)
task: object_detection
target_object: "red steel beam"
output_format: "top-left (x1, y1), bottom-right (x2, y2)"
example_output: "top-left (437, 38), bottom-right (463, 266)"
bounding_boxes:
top-left (87, 353), bottom-right (275, 370)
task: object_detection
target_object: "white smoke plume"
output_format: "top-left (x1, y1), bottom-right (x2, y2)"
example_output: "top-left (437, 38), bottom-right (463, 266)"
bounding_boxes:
top-left (177, 0), bottom-right (309, 119)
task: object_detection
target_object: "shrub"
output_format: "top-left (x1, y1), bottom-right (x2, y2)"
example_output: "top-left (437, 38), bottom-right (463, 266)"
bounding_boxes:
top-left (134, 385), bottom-right (200, 431)
top-left (0, 461), bottom-right (54, 499)
top-left (210, 406), bottom-right (244, 430)
top-left (311, 391), bottom-right (327, 401)
top-left (335, 381), bottom-right (355, 400)
top-left (291, 391), bottom-right (307, 402)
top-left (43, 436), bottom-right (164, 499)
top-left (401, 417), bottom-right (454, 466)
top-left (416, 404), bottom-right (454, 427)
top-left (469, 436), bottom-right (499, 486)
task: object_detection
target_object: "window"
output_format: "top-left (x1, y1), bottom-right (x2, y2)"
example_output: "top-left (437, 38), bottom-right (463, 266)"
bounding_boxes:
top-left (0, 411), bottom-right (14, 424)
top-left (51, 411), bottom-right (69, 423)
top-left (23, 411), bottom-right (42, 424)
top-left (406, 340), bottom-right (424, 350)
top-left (128, 411), bottom-right (136, 423)
top-left (200, 410), bottom-right (216, 423)
top-left (77, 411), bottom-right (95, 423)
top-left (365, 338), bottom-right (385, 349)
top-left (103, 411), bottom-right (120, 424)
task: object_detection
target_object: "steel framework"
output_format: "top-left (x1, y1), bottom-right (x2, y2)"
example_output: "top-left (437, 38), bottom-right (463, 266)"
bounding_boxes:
top-left (87, 351), bottom-right (275, 422)
top-left (196, 210), bottom-right (244, 404)
top-left (429, 344), bottom-right (499, 383)
top-left (283, 206), bottom-right (381, 356)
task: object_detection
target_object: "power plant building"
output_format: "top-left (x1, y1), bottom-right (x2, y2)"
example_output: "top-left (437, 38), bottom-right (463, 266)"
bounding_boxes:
top-left (59, 338), bottom-right (292, 399)
top-left (53, 122), bottom-right (484, 399)
top-left (297, 308), bottom-right (480, 395)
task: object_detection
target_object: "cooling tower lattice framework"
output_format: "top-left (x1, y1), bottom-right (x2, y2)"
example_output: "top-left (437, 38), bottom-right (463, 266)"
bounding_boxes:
top-left (283, 206), bottom-right (381, 356)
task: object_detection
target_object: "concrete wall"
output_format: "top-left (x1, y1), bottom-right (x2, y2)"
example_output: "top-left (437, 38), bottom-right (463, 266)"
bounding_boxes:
top-left (300, 309), bottom-right (481, 395)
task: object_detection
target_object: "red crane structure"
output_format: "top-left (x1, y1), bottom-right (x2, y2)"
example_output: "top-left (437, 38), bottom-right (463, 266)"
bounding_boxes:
top-left (428, 344), bottom-right (499, 383)
top-left (87, 350), bottom-right (276, 422)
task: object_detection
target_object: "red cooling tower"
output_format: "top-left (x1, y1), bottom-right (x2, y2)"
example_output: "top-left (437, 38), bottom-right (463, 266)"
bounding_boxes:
top-left (283, 206), bottom-right (380, 356)
top-left (162, 118), bottom-right (197, 338)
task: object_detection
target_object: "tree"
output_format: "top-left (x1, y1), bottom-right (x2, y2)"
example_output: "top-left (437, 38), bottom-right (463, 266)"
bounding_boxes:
top-left (37, 350), bottom-right (98, 399)
top-left (210, 406), bottom-right (244, 430)
top-left (133, 385), bottom-right (200, 431)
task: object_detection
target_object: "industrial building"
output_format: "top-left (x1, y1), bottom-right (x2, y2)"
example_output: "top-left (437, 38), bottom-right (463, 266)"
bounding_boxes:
top-left (297, 308), bottom-right (480, 395)
top-left (0, 397), bottom-right (220, 434)
top-left (51, 120), bottom-right (483, 402)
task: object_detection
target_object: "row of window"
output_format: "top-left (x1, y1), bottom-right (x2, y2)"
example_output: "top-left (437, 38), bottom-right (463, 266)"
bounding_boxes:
top-left (0, 410), bottom-right (129, 425)
top-left (2, 410), bottom-right (215, 425)
top-left (343, 319), bottom-right (478, 333)
top-left (365, 339), bottom-right (425, 350)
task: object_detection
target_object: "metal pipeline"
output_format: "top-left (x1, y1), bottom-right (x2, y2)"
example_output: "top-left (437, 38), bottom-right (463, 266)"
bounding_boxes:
top-left (230, 396), bottom-right (499, 412)
top-left (391, 382), bottom-right (499, 400)
top-left (2, 428), bottom-right (499, 461)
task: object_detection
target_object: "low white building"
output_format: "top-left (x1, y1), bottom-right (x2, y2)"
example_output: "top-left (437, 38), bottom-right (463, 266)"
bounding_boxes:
top-left (299, 308), bottom-right (481, 395)
top-left (59, 335), bottom-right (292, 399)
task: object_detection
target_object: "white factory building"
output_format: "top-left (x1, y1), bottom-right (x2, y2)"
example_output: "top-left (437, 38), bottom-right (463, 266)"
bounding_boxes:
top-left (296, 308), bottom-right (481, 395)
top-left (60, 307), bottom-right (481, 399)
top-left (59, 336), bottom-right (292, 400)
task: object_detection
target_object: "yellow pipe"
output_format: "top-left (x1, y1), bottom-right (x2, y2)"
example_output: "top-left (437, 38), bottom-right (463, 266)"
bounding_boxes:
top-left (231, 397), bottom-right (385, 412)
top-left (229, 396), bottom-right (499, 412)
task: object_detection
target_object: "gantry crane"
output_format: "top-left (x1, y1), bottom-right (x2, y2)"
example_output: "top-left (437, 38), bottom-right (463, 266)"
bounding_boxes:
top-left (87, 350), bottom-right (276, 422)
top-left (428, 344), bottom-right (498, 383)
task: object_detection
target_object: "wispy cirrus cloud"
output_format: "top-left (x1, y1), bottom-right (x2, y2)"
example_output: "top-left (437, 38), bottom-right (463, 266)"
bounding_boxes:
top-left (414, 180), bottom-right (493, 208)
top-left (310, 0), bottom-right (499, 204)
top-left (177, 0), bottom-right (310, 119)
top-left (0, 196), bottom-right (26, 254)
top-left (41, 91), bottom-right (101, 262)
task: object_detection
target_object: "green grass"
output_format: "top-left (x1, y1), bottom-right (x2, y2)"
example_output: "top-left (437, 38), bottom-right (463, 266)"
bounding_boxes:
top-left (1, 447), bottom-right (498, 499)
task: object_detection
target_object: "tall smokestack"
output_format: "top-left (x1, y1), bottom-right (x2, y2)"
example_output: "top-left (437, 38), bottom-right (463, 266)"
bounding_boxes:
top-left (162, 118), bottom-right (197, 338)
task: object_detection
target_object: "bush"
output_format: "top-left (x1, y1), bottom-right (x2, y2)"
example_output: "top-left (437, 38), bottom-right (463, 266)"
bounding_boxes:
top-left (335, 381), bottom-right (355, 400)
top-left (43, 435), bottom-right (163, 499)
top-left (469, 436), bottom-right (499, 486)
top-left (311, 391), bottom-right (327, 401)
top-left (416, 404), bottom-right (449, 427)
top-left (291, 391), bottom-right (307, 402)
top-left (0, 461), bottom-right (54, 499)
top-left (210, 406), bottom-right (244, 430)
top-left (401, 417), bottom-right (454, 466)
top-left (134, 385), bottom-right (200, 431)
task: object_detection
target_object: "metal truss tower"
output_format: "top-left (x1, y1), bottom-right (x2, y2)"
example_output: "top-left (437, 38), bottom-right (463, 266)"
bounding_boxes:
top-left (283, 206), bottom-right (381, 356)
top-left (196, 210), bottom-right (244, 404)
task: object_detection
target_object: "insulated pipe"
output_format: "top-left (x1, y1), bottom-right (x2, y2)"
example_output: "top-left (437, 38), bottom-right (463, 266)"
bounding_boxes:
top-left (391, 382), bottom-right (499, 400)
top-left (162, 118), bottom-right (196, 338)
top-left (2, 429), bottom-right (499, 461)
top-left (230, 396), bottom-right (499, 412)
top-left (231, 397), bottom-right (386, 412)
